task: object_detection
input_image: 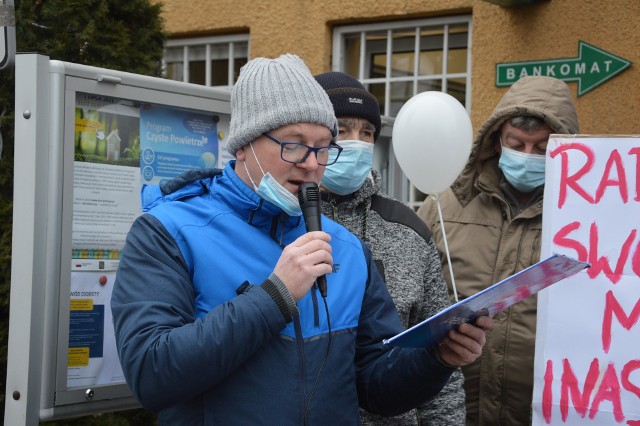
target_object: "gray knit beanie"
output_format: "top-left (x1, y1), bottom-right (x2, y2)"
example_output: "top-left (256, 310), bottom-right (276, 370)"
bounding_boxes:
top-left (227, 54), bottom-right (338, 157)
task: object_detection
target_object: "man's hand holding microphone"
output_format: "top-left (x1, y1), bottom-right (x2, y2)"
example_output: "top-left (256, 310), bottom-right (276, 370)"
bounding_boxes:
top-left (272, 182), bottom-right (331, 301)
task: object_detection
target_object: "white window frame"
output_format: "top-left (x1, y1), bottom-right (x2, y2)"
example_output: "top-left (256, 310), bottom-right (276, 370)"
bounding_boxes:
top-left (332, 16), bottom-right (472, 209)
top-left (164, 34), bottom-right (250, 89)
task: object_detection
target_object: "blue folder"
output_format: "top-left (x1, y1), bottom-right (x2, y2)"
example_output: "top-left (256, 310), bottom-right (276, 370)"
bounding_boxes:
top-left (383, 253), bottom-right (590, 349)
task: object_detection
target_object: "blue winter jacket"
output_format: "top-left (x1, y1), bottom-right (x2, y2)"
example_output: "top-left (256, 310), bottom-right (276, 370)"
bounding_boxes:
top-left (111, 162), bottom-right (454, 425)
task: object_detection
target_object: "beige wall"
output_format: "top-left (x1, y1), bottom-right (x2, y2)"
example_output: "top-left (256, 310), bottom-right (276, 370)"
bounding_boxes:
top-left (159, 0), bottom-right (639, 135)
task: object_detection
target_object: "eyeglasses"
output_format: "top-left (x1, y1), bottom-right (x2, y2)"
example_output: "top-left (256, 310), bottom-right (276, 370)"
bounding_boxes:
top-left (263, 133), bottom-right (343, 166)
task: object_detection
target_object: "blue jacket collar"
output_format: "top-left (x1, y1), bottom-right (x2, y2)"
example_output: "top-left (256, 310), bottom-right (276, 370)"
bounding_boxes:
top-left (218, 161), bottom-right (302, 232)
top-left (140, 161), bottom-right (302, 233)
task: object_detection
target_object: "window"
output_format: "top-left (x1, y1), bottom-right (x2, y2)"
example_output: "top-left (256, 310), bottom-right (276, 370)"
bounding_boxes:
top-left (333, 16), bottom-right (471, 209)
top-left (164, 35), bottom-right (250, 89)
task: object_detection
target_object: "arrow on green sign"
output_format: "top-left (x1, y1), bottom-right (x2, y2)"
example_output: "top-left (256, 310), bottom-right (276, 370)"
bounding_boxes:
top-left (496, 41), bottom-right (632, 96)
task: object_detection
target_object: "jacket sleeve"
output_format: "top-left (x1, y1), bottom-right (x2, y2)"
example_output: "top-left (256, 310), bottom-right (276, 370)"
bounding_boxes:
top-left (416, 195), bottom-right (438, 232)
top-left (111, 214), bottom-right (287, 412)
top-left (354, 243), bottom-right (456, 417)
top-left (418, 237), bottom-right (466, 424)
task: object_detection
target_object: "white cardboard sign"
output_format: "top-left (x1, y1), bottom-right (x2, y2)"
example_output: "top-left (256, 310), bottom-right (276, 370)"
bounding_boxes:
top-left (534, 135), bottom-right (640, 425)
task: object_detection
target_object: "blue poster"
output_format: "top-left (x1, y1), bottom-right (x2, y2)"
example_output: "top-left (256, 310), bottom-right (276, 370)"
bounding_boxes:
top-left (69, 304), bottom-right (105, 359)
top-left (140, 104), bottom-right (218, 185)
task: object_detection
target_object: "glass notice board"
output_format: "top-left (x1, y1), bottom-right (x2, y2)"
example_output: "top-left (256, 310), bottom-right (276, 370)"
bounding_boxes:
top-left (6, 53), bottom-right (231, 423)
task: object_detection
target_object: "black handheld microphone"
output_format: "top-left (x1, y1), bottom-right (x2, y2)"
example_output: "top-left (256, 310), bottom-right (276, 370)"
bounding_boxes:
top-left (298, 182), bottom-right (327, 298)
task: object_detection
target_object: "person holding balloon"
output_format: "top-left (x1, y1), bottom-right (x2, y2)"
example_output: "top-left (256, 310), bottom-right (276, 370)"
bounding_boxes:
top-left (414, 76), bottom-right (579, 425)
top-left (314, 71), bottom-right (466, 426)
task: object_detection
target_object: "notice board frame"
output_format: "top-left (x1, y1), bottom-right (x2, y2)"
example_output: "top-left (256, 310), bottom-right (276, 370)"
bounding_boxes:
top-left (5, 53), bottom-right (231, 424)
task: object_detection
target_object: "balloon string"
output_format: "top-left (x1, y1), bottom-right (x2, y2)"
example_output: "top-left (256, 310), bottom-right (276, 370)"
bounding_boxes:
top-left (433, 193), bottom-right (458, 303)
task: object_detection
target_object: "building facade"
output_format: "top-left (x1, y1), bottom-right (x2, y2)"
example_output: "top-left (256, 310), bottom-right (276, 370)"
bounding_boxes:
top-left (158, 0), bottom-right (638, 207)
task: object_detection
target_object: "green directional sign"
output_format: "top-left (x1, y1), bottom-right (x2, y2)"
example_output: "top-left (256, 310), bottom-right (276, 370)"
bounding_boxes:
top-left (496, 41), bottom-right (632, 96)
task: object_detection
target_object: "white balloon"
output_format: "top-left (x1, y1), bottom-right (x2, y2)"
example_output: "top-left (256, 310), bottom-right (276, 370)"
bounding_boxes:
top-left (392, 91), bottom-right (473, 194)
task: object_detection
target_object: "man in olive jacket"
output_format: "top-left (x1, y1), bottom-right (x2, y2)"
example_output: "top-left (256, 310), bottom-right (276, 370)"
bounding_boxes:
top-left (417, 76), bottom-right (579, 425)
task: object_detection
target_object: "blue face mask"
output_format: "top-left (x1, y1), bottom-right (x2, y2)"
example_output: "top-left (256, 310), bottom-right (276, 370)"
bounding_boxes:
top-left (321, 140), bottom-right (374, 195)
top-left (244, 143), bottom-right (302, 216)
top-left (498, 144), bottom-right (546, 193)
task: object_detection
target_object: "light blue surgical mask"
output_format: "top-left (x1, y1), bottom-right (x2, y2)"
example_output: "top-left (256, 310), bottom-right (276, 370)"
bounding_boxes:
top-left (243, 143), bottom-right (302, 216)
top-left (321, 140), bottom-right (374, 195)
top-left (498, 143), bottom-right (546, 193)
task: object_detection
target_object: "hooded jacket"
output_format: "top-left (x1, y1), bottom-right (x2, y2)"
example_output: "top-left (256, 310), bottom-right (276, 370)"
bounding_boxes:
top-left (321, 170), bottom-right (465, 425)
top-left (416, 76), bottom-right (578, 425)
top-left (112, 161), bottom-right (456, 425)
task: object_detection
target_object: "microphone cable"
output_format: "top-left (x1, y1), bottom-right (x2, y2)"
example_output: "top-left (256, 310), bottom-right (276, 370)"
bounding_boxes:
top-left (298, 182), bottom-right (332, 423)
top-left (303, 291), bottom-right (332, 425)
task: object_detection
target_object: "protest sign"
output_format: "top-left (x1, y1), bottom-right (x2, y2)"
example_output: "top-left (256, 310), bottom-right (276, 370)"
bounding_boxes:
top-left (533, 135), bottom-right (640, 425)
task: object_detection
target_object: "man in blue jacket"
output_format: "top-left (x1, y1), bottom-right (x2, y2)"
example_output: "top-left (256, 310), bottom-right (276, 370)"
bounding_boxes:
top-left (111, 53), bottom-right (492, 425)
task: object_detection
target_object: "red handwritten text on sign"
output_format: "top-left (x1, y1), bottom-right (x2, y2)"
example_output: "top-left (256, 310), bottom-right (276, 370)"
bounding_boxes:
top-left (548, 143), bottom-right (640, 209)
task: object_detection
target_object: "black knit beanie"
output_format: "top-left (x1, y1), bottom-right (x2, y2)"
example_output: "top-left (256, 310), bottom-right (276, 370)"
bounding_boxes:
top-left (315, 72), bottom-right (382, 141)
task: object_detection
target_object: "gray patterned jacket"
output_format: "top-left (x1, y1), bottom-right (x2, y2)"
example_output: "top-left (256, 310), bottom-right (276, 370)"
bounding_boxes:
top-left (321, 170), bottom-right (465, 425)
